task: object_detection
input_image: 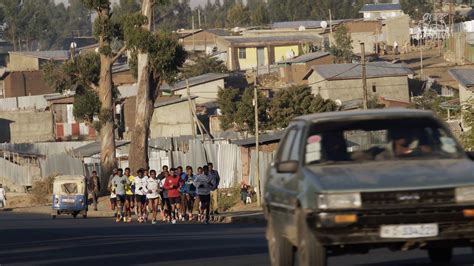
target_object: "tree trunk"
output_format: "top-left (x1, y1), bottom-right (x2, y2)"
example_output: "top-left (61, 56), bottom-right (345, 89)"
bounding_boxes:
top-left (128, 0), bottom-right (156, 172)
top-left (97, 7), bottom-right (117, 189)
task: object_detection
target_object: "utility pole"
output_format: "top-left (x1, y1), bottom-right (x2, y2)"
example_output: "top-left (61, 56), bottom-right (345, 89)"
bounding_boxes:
top-left (186, 79), bottom-right (197, 140)
top-left (192, 15), bottom-right (195, 51)
top-left (198, 9), bottom-right (201, 29)
top-left (420, 41), bottom-right (424, 80)
top-left (253, 72), bottom-right (261, 207)
top-left (329, 9), bottom-right (333, 48)
top-left (361, 42), bottom-right (368, 110)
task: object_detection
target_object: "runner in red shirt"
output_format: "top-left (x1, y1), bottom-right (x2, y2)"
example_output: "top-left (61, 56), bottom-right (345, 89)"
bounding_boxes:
top-left (162, 168), bottom-right (182, 224)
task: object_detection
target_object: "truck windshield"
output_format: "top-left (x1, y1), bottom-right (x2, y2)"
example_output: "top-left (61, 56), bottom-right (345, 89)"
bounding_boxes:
top-left (305, 117), bottom-right (464, 165)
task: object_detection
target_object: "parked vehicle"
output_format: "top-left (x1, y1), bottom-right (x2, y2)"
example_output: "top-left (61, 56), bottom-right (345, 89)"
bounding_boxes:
top-left (51, 175), bottom-right (88, 219)
top-left (264, 109), bottom-right (474, 266)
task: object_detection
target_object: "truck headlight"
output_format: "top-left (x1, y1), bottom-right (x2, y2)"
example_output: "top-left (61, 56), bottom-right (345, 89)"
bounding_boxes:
top-left (456, 187), bottom-right (474, 203)
top-left (318, 193), bottom-right (362, 209)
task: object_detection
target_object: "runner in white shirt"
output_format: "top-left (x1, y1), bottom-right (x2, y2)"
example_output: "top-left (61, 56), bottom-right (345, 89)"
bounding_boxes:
top-left (134, 169), bottom-right (148, 223)
top-left (146, 170), bottom-right (161, 224)
top-left (108, 169), bottom-right (118, 218)
top-left (0, 184), bottom-right (6, 208)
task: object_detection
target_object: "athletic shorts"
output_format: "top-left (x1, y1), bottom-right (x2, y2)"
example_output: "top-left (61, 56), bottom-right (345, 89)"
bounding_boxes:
top-left (110, 197), bottom-right (117, 205)
top-left (135, 195), bottom-right (146, 204)
top-left (125, 195), bottom-right (134, 203)
top-left (116, 194), bottom-right (126, 204)
top-left (198, 194), bottom-right (211, 204)
top-left (169, 197), bottom-right (181, 205)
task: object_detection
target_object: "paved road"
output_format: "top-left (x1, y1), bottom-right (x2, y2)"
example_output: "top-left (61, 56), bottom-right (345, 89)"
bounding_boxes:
top-left (1, 212), bottom-right (473, 265)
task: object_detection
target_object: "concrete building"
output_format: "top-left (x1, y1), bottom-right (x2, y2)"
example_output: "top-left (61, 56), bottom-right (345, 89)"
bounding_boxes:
top-left (44, 94), bottom-right (97, 141)
top-left (278, 51), bottom-right (334, 85)
top-left (162, 73), bottom-right (228, 105)
top-left (7, 50), bottom-right (69, 71)
top-left (382, 15), bottom-right (411, 50)
top-left (0, 70), bottom-right (54, 98)
top-left (304, 61), bottom-right (412, 102)
top-left (336, 20), bottom-right (383, 55)
top-left (178, 29), bottom-right (231, 53)
top-left (222, 35), bottom-right (322, 71)
top-left (150, 96), bottom-right (198, 138)
top-left (449, 69), bottom-right (474, 106)
top-left (360, 3), bottom-right (404, 20)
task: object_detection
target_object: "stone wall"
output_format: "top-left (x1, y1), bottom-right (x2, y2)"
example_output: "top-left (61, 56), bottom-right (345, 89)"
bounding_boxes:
top-left (0, 111), bottom-right (54, 143)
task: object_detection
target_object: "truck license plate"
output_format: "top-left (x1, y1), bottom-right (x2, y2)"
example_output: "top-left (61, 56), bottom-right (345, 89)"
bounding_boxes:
top-left (62, 198), bottom-right (75, 203)
top-left (380, 224), bottom-right (438, 238)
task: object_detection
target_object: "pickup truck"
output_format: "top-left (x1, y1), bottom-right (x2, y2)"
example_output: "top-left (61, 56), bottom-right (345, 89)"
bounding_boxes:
top-left (264, 109), bottom-right (474, 266)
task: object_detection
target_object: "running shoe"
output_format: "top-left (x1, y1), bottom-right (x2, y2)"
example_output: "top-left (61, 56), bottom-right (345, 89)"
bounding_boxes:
top-left (204, 219), bottom-right (209, 224)
top-left (151, 220), bottom-right (157, 225)
top-left (115, 216), bottom-right (121, 222)
top-left (127, 217), bottom-right (132, 223)
top-left (172, 219), bottom-right (177, 224)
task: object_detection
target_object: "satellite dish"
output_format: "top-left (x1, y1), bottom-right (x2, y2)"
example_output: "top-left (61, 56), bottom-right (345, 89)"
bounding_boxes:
top-left (320, 21), bottom-right (328, 29)
top-left (335, 99), bottom-right (342, 107)
top-left (298, 26), bottom-right (306, 31)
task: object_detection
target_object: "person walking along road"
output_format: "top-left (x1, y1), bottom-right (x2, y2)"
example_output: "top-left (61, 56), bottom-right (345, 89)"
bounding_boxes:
top-left (87, 171), bottom-right (101, 211)
top-left (208, 163), bottom-right (220, 215)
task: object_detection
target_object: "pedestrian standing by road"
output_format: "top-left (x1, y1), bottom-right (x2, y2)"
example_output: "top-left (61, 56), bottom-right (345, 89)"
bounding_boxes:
top-left (0, 184), bottom-right (6, 208)
top-left (87, 171), bottom-right (101, 211)
top-left (134, 168), bottom-right (148, 223)
top-left (194, 165), bottom-right (215, 224)
top-left (110, 168), bottom-right (129, 222)
top-left (208, 162), bottom-right (220, 215)
top-left (146, 170), bottom-right (160, 225)
top-left (163, 168), bottom-right (182, 224)
top-left (124, 167), bottom-right (135, 223)
top-left (108, 168), bottom-right (119, 218)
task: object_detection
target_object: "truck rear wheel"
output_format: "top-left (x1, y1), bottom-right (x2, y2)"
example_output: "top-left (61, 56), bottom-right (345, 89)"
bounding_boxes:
top-left (428, 247), bottom-right (452, 263)
top-left (297, 209), bottom-right (327, 266)
top-left (266, 214), bottom-right (294, 266)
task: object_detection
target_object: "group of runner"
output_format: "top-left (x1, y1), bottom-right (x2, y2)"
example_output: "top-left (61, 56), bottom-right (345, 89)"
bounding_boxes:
top-left (108, 163), bottom-right (220, 225)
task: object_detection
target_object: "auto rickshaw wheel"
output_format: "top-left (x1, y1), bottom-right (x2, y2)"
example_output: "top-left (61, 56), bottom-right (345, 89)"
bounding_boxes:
top-left (72, 212), bottom-right (78, 218)
top-left (82, 211), bottom-right (87, 219)
top-left (52, 215), bottom-right (56, 219)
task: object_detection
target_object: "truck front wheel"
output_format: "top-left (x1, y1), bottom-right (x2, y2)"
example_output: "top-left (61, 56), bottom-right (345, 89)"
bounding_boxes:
top-left (266, 214), bottom-right (294, 266)
top-left (297, 209), bottom-right (327, 266)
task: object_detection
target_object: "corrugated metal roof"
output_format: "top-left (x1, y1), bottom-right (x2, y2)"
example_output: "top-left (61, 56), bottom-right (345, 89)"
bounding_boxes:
top-left (222, 35), bottom-right (322, 46)
top-left (112, 63), bottom-right (130, 73)
top-left (280, 51), bottom-right (331, 64)
top-left (160, 73), bottom-right (229, 92)
top-left (232, 131), bottom-right (285, 146)
top-left (272, 20), bottom-right (345, 29)
top-left (72, 141), bottom-right (130, 158)
top-left (154, 96), bottom-right (198, 108)
top-left (360, 4), bottom-right (402, 12)
top-left (307, 62), bottom-right (412, 81)
top-left (9, 50), bottom-right (69, 60)
top-left (449, 69), bottom-right (474, 88)
top-left (205, 29), bottom-right (231, 36)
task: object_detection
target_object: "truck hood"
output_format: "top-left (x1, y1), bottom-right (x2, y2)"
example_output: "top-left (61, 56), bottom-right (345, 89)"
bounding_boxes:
top-left (305, 159), bottom-right (474, 192)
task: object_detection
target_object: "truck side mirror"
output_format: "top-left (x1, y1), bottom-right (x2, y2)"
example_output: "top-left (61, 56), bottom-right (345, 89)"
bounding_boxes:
top-left (467, 151), bottom-right (474, 161)
top-left (276, 161), bottom-right (298, 173)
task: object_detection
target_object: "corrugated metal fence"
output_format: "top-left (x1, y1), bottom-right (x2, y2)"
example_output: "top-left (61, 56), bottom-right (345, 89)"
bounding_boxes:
top-left (0, 157), bottom-right (32, 186)
top-left (39, 154), bottom-right (84, 178)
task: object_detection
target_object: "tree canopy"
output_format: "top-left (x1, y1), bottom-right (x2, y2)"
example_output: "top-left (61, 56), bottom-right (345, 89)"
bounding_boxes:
top-left (269, 86), bottom-right (337, 128)
top-left (330, 25), bottom-right (353, 63)
top-left (181, 55), bottom-right (228, 79)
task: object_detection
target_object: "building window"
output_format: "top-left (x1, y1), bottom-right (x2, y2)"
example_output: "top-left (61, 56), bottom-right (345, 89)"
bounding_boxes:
top-left (238, 48), bottom-right (246, 59)
top-left (372, 84), bottom-right (376, 93)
